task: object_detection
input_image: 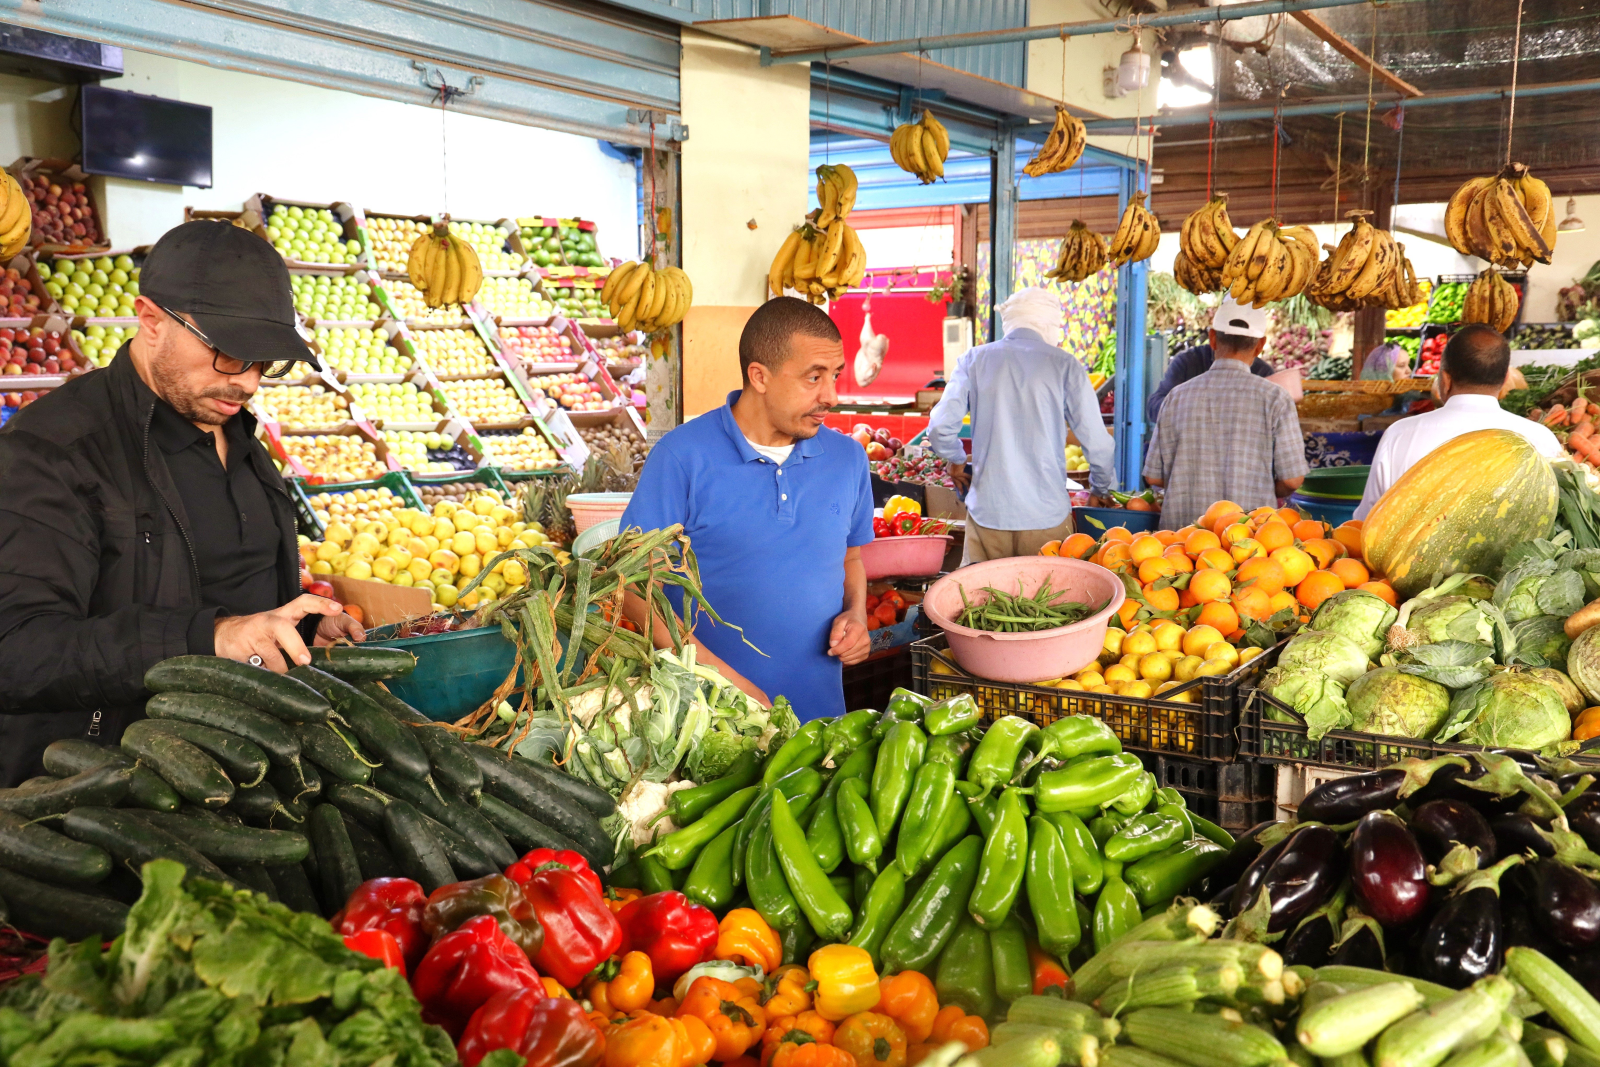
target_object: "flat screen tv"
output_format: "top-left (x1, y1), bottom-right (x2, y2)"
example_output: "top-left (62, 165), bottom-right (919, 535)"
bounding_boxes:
top-left (79, 84), bottom-right (212, 188)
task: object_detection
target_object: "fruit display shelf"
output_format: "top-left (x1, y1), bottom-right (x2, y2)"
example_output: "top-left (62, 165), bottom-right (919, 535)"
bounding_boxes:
top-left (373, 275), bottom-right (471, 327)
top-left (311, 324), bottom-right (413, 379)
top-left (0, 318), bottom-right (85, 379)
top-left (407, 325), bottom-right (498, 377)
top-left (541, 277), bottom-right (609, 323)
top-left (287, 472), bottom-right (423, 539)
top-left (253, 380), bottom-right (358, 431)
top-left (446, 218), bottom-right (524, 274)
top-left (517, 217), bottom-right (607, 271)
top-left (381, 424), bottom-right (482, 475)
top-left (0, 383), bottom-right (52, 423)
top-left (13, 159), bottom-right (106, 253)
top-left (290, 270), bottom-right (385, 325)
top-left (265, 422), bottom-right (394, 483)
top-left (39, 251), bottom-right (135, 319)
top-left (247, 195), bottom-right (366, 269)
top-left (575, 411), bottom-right (648, 471)
top-left (346, 378), bottom-right (448, 429)
top-left (477, 425), bottom-right (563, 472)
top-left (435, 372), bottom-right (535, 428)
top-left (410, 467), bottom-right (513, 505)
top-left (71, 322), bottom-right (136, 369)
top-left (361, 212), bottom-right (432, 274)
top-left (525, 369), bottom-right (616, 414)
top-left (497, 322), bottom-right (578, 366)
top-left (473, 275), bottom-right (554, 323)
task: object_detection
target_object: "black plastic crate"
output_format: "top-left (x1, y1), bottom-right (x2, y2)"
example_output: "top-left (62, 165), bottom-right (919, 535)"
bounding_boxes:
top-left (844, 646), bottom-right (913, 712)
top-left (1137, 752), bottom-right (1275, 836)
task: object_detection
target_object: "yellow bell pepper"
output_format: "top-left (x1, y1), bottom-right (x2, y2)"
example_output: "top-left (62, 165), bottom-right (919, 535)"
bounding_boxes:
top-left (717, 908), bottom-right (783, 974)
top-left (882, 495), bottom-right (921, 522)
top-left (807, 945), bottom-right (881, 1022)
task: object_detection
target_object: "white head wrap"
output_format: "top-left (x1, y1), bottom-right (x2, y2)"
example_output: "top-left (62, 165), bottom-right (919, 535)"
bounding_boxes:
top-left (998, 286), bottom-right (1064, 348)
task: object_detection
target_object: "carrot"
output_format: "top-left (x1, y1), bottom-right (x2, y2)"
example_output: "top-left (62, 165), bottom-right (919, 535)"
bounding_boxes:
top-left (1545, 404), bottom-right (1569, 427)
top-left (1575, 438), bottom-right (1600, 466)
top-left (1576, 419), bottom-right (1595, 438)
top-left (1574, 396), bottom-right (1590, 419)
top-left (1569, 430), bottom-right (1591, 451)
top-left (1531, 408), bottom-right (1546, 422)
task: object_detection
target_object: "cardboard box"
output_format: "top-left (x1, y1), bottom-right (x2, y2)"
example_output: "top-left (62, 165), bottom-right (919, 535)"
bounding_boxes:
top-left (246, 194), bottom-right (366, 272)
top-left (327, 573), bottom-right (432, 630)
top-left (925, 484), bottom-right (967, 520)
top-left (10, 158), bottom-right (109, 253)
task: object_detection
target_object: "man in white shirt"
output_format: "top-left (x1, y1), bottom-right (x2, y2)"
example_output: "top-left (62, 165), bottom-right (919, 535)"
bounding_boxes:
top-left (1355, 324), bottom-right (1563, 519)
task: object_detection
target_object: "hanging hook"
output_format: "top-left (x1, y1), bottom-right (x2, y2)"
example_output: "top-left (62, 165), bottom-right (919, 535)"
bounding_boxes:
top-left (412, 61), bottom-right (484, 107)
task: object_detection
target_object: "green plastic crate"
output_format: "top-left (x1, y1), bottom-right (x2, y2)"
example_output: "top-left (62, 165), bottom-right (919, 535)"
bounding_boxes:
top-left (409, 466), bottom-right (513, 500)
top-left (289, 471), bottom-right (424, 538)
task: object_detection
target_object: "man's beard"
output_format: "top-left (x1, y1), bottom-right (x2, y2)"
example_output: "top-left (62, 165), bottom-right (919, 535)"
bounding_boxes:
top-left (784, 405), bottom-right (831, 439)
top-left (149, 339), bottom-right (252, 425)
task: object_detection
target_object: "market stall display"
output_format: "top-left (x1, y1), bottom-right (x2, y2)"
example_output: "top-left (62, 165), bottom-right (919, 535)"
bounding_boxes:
top-left (1427, 281), bottom-right (1468, 324)
top-left (266, 202), bottom-right (361, 266)
top-left (499, 324), bottom-right (573, 363)
top-left (518, 218), bottom-right (606, 269)
top-left (303, 483), bottom-right (413, 531)
top-left (279, 431), bottom-right (388, 482)
top-left (577, 422), bottom-right (648, 470)
top-left (405, 223), bottom-right (484, 308)
top-left (479, 427), bottom-right (561, 471)
top-left (70, 322), bottom-right (134, 368)
top-left (415, 475), bottom-right (509, 508)
top-left (381, 430), bottom-right (463, 474)
top-left (40, 252), bottom-right (134, 317)
top-left (381, 276), bottom-right (471, 326)
top-left (447, 219), bottom-right (521, 272)
top-left (412, 328), bottom-right (496, 375)
top-left (0, 323), bottom-right (81, 377)
top-left (313, 325), bottom-right (408, 376)
top-left (292, 271), bottom-right (382, 322)
top-left (255, 382), bottom-right (350, 429)
top-left (543, 281), bottom-right (603, 321)
top-left (348, 380), bottom-right (439, 424)
top-left (527, 370), bottom-right (612, 412)
top-left (1517, 324), bottom-right (1576, 350)
top-left (367, 214), bottom-right (431, 273)
top-left (475, 275), bottom-right (552, 320)
top-left (439, 377), bottom-right (529, 424)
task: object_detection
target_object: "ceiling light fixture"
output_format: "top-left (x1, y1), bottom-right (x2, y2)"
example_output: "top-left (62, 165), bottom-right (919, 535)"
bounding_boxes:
top-left (1559, 196), bottom-right (1586, 233)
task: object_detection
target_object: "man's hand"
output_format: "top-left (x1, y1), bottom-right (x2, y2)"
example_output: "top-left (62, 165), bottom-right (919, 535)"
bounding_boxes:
top-left (948, 465), bottom-right (971, 491)
top-left (214, 594), bottom-right (345, 672)
top-left (1088, 493), bottom-right (1111, 507)
top-left (828, 610), bottom-right (872, 666)
top-left (314, 611), bottom-right (366, 648)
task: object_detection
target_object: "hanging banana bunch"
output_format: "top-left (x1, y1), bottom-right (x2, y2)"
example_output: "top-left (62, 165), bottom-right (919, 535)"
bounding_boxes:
top-left (1445, 162), bottom-right (1555, 267)
top-left (1174, 194), bottom-right (1237, 295)
top-left (406, 220), bottom-right (483, 308)
top-left (766, 163), bottom-right (866, 303)
top-left (1214, 219), bottom-right (1319, 309)
top-left (1463, 268), bottom-right (1520, 334)
top-left (599, 260), bottom-right (694, 332)
top-left (1107, 192), bottom-right (1161, 268)
top-left (1022, 106), bottom-right (1087, 177)
top-left (889, 111), bottom-right (949, 185)
top-left (1304, 212), bottom-right (1401, 312)
top-left (0, 171), bottom-right (30, 259)
top-left (1377, 242), bottom-right (1426, 311)
top-left (1045, 221), bottom-right (1107, 284)
top-left (814, 163), bottom-right (858, 228)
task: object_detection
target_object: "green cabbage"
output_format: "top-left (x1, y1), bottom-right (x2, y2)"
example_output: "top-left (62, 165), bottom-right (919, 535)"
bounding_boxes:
top-left (1509, 615), bottom-right (1574, 670)
top-left (1395, 595), bottom-right (1499, 648)
top-left (1347, 667), bottom-right (1452, 739)
top-left (1311, 590), bottom-right (1398, 659)
top-left (1528, 666), bottom-right (1585, 715)
top-left (1494, 560), bottom-right (1587, 624)
top-left (1276, 629), bottom-right (1371, 685)
top-left (1454, 673), bottom-right (1571, 750)
top-left (1262, 667), bottom-right (1351, 741)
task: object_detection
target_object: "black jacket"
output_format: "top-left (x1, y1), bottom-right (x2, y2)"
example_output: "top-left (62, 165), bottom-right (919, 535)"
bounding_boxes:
top-left (0, 349), bottom-right (304, 785)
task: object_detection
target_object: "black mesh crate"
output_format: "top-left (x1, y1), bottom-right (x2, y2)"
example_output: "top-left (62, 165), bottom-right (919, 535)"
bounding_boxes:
top-left (1136, 752), bottom-right (1275, 836)
top-left (843, 646), bottom-right (914, 712)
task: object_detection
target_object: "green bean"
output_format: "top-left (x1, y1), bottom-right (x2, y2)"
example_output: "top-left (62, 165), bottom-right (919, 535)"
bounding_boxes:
top-left (955, 576), bottom-right (1105, 634)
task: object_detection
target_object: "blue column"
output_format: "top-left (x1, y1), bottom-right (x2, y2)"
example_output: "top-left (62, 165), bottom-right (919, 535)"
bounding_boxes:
top-left (988, 124), bottom-right (1017, 340)
top-left (1111, 164), bottom-right (1150, 492)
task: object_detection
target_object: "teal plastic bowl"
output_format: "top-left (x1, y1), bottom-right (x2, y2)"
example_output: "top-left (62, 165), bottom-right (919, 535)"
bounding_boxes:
top-left (1073, 505), bottom-right (1160, 536)
top-left (1289, 491), bottom-right (1359, 528)
top-left (366, 626), bottom-right (523, 723)
top-left (1302, 465), bottom-right (1370, 499)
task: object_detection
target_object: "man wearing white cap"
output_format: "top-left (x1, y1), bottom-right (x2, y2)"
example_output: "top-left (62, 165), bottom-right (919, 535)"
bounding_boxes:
top-left (927, 286), bottom-right (1115, 561)
top-left (1143, 296), bottom-right (1307, 530)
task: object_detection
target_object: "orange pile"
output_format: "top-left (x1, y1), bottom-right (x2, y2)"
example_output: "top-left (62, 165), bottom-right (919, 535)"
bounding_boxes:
top-left (1042, 500), bottom-right (1393, 642)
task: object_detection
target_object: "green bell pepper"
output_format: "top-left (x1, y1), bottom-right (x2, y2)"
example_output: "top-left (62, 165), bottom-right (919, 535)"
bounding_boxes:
top-left (1123, 838), bottom-right (1228, 908)
top-left (924, 693), bottom-right (981, 737)
top-left (969, 786), bottom-right (1029, 928)
top-left (990, 914), bottom-right (1033, 1003)
top-left (763, 718), bottom-right (829, 788)
top-left (1092, 874), bottom-right (1142, 953)
top-left (732, 765), bottom-right (823, 886)
top-left (837, 777), bottom-right (883, 873)
top-left (746, 798), bottom-right (800, 930)
top-left (896, 761), bottom-right (958, 879)
top-left (886, 686), bottom-right (932, 720)
top-left (1089, 811), bottom-right (1133, 847)
top-left (871, 720), bottom-right (928, 836)
top-left (804, 789), bottom-right (845, 875)
top-left (682, 823), bottom-right (739, 911)
top-left (822, 709), bottom-right (879, 767)
top-left (1027, 816), bottom-right (1081, 958)
top-left (925, 731), bottom-right (979, 777)
top-left (1155, 801), bottom-right (1194, 841)
top-left (927, 778), bottom-right (974, 860)
top-left (881, 834), bottom-right (983, 974)
top-left (1045, 811), bottom-right (1103, 896)
top-left (770, 791), bottom-right (853, 940)
top-left (936, 916), bottom-right (997, 1018)
top-left (663, 747), bottom-right (764, 826)
top-left (966, 716), bottom-right (1039, 798)
top-left (1016, 715), bottom-right (1122, 780)
top-left (1104, 813), bottom-right (1187, 863)
top-left (1033, 753), bottom-right (1144, 813)
top-left (645, 784), bottom-right (761, 869)
top-left (1111, 771), bottom-right (1157, 816)
top-left (848, 863), bottom-right (907, 970)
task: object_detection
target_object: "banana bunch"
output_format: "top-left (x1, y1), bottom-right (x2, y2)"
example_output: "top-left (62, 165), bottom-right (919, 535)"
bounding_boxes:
top-left (599, 261), bottom-right (693, 332)
top-left (1172, 250), bottom-right (1224, 295)
top-left (1179, 194), bottom-right (1238, 273)
top-left (1304, 214), bottom-right (1400, 312)
top-left (1445, 162), bottom-right (1555, 267)
top-left (1022, 106), bottom-right (1087, 177)
top-left (1045, 221), bottom-right (1107, 284)
top-left (406, 225), bottom-right (483, 308)
top-left (1463, 268), bottom-right (1520, 333)
top-left (1218, 219), bottom-right (1320, 308)
top-left (1108, 192), bottom-right (1161, 268)
top-left (889, 111), bottom-right (949, 185)
top-left (814, 164), bottom-right (859, 228)
top-left (767, 218), bottom-right (867, 304)
top-left (0, 171), bottom-right (30, 259)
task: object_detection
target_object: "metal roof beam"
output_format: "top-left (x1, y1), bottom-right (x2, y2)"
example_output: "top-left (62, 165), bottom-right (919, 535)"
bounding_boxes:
top-left (1288, 10), bottom-right (1422, 98)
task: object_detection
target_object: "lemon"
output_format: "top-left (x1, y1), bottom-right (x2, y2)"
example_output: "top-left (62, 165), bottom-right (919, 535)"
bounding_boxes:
top-left (1104, 664), bottom-right (1136, 685)
top-left (1123, 631), bottom-right (1157, 657)
top-left (1121, 680), bottom-right (1154, 699)
top-left (1239, 645), bottom-right (1266, 665)
top-left (1103, 629), bottom-right (1125, 656)
top-left (1204, 642), bottom-right (1241, 668)
top-left (931, 660), bottom-right (957, 676)
top-left (1090, 684), bottom-right (1116, 694)
top-left (1174, 655), bottom-right (1205, 681)
top-left (1056, 679), bottom-right (1085, 691)
top-left (1182, 625), bottom-right (1225, 658)
top-left (1119, 653), bottom-right (1143, 671)
top-left (1196, 658), bottom-right (1232, 677)
top-left (1075, 670), bottom-right (1104, 687)
top-left (1140, 653), bottom-right (1173, 683)
top-left (1152, 621), bottom-right (1185, 652)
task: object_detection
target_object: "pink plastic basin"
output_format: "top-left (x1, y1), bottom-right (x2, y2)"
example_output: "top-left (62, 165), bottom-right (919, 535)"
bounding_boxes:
top-left (922, 557), bottom-right (1127, 684)
top-left (566, 492), bottom-right (632, 536)
top-left (860, 534), bottom-right (953, 580)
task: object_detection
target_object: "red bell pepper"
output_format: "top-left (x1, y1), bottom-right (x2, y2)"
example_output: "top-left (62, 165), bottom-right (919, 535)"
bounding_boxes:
top-left (343, 929), bottom-right (407, 977)
top-left (872, 517), bottom-right (891, 539)
top-left (332, 877), bottom-right (428, 971)
top-left (457, 989), bottom-right (604, 1067)
top-left (893, 513), bottom-right (921, 536)
top-left (412, 913), bottom-right (542, 1038)
top-left (616, 890), bottom-right (719, 984)
top-left (521, 862), bottom-right (623, 990)
top-left (422, 873), bottom-right (545, 959)
top-left (505, 848), bottom-right (601, 898)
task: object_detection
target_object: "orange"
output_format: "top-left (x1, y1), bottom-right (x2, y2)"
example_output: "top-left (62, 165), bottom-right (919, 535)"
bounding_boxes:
top-left (1163, 548), bottom-right (1195, 573)
top-left (1221, 523), bottom-right (1255, 547)
top-left (1061, 533), bottom-right (1098, 560)
top-left (1254, 521), bottom-right (1294, 552)
top-left (1276, 507), bottom-right (1303, 526)
top-left (1196, 601), bottom-right (1240, 634)
top-left (1198, 547), bottom-right (1236, 573)
top-left (1143, 583), bottom-right (1181, 613)
top-left (1100, 542), bottom-right (1132, 567)
top-left (1103, 526), bottom-right (1134, 544)
top-left (1338, 518), bottom-right (1364, 531)
top-left (1233, 585), bottom-right (1272, 622)
top-left (1129, 535), bottom-right (1165, 563)
top-left (1302, 538), bottom-right (1346, 569)
top-left (1139, 556), bottom-right (1178, 584)
top-left (1178, 586), bottom-right (1200, 608)
top-left (1249, 506), bottom-right (1279, 525)
top-left (1270, 546), bottom-right (1316, 587)
top-left (1358, 580), bottom-right (1397, 606)
top-left (1331, 526), bottom-right (1364, 560)
top-left (1235, 557), bottom-right (1287, 596)
top-left (1268, 589), bottom-right (1299, 616)
top-left (1201, 500), bottom-right (1242, 527)
top-left (1190, 568), bottom-right (1232, 604)
top-left (1292, 518), bottom-right (1328, 541)
top-left (1153, 529), bottom-right (1180, 546)
top-left (1211, 511), bottom-right (1247, 536)
top-left (1230, 538), bottom-right (1266, 563)
top-left (1185, 529), bottom-right (1222, 556)
top-left (1330, 557), bottom-right (1370, 588)
top-left (1297, 570), bottom-right (1345, 611)
top-left (1117, 598), bottom-right (1140, 627)
top-left (1039, 540), bottom-right (1062, 556)
top-left (1172, 526), bottom-right (1198, 542)
top-left (1089, 548), bottom-right (1105, 567)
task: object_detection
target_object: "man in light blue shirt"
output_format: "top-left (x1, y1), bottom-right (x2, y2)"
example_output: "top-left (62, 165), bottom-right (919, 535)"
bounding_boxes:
top-left (928, 287), bottom-right (1115, 562)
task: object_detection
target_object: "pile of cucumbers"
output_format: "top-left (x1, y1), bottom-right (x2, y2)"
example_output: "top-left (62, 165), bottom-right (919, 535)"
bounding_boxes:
top-left (0, 647), bottom-right (617, 940)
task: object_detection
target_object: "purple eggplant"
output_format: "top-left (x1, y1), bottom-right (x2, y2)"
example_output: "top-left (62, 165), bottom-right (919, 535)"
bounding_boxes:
top-left (1529, 858), bottom-right (1600, 951)
top-left (1410, 761), bottom-right (1523, 816)
top-left (1414, 854), bottom-right (1519, 989)
top-left (1491, 813), bottom-right (1556, 858)
top-left (1247, 825), bottom-right (1346, 933)
top-left (1503, 900), bottom-right (1563, 956)
top-left (1565, 792), bottom-right (1600, 855)
top-left (1409, 799), bottom-right (1497, 867)
top-left (1349, 811), bottom-right (1430, 927)
top-left (1282, 916), bottom-right (1336, 966)
top-left (1210, 883), bottom-right (1237, 914)
top-left (1331, 921), bottom-right (1385, 969)
top-left (1230, 835), bottom-right (1290, 918)
top-left (1299, 769), bottom-right (1405, 824)
top-left (1207, 821), bottom-right (1276, 894)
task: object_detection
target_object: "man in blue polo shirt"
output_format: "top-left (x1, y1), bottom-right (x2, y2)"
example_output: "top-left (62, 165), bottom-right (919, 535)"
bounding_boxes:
top-left (620, 297), bottom-right (874, 720)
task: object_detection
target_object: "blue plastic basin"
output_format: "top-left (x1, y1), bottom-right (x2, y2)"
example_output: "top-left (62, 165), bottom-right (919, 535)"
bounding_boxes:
top-left (1289, 491), bottom-right (1359, 528)
top-left (1072, 505), bottom-right (1160, 536)
top-left (367, 626), bottom-right (523, 723)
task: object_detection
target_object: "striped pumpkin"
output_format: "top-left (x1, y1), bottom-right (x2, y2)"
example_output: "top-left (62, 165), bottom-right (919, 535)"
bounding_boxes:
top-left (1362, 428), bottom-right (1557, 599)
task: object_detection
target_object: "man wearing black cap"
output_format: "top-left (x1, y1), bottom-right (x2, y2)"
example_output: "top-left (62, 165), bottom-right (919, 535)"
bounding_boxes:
top-left (0, 220), bottom-right (363, 784)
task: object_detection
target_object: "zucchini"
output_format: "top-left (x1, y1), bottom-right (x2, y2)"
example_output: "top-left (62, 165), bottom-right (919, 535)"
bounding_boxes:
top-left (1506, 948), bottom-right (1600, 1054)
top-left (372, 766), bottom-right (449, 821)
top-left (0, 866), bottom-right (128, 939)
top-left (267, 861), bottom-right (322, 916)
top-left (62, 806), bottom-right (237, 887)
top-left (42, 740), bottom-right (180, 812)
top-left (267, 759), bottom-right (321, 804)
top-left (132, 810), bottom-right (310, 865)
top-left (295, 722), bottom-right (375, 784)
top-left (0, 762), bottom-right (133, 817)
top-left (139, 719), bottom-right (269, 788)
top-left (0, 810), bottom-right (112, 885)
top-left (341, 811), bottom-right (404, 881)
top-left (308, 645), bottom-right (416, 681)
top-left (360, 682), bottom-right (482, 802)
top-left (308, 804), bottom-right (363, 913)
top-left (436, 798), bottom-right (518, 869)
top-left (383, 799), bottom-right (455, 892)
top-left (227, 780), bottom-right (302, 827)
top-left (477, 794), bottom-right (586, 856)
top-left (145, 656), bottom-right (331, 723)
top-left (324, 781), bottom-right (392, 832)
top-left (513, 753), bottom-right (618, 818)
top-left (1124, 1007), bottom-right (1286, 1067)
top-left (291, 666), bottom-right (430, 780)
top-left (222, 862), bottom-right (278, 900)
top-left (465, 745), bottom-right (613, 866)
top-left (421, 810), bottom-right (498, 878)
top-left (121, 720), bottom-right (233, 808)
top-left (145, 692), bottom-right (301, 765)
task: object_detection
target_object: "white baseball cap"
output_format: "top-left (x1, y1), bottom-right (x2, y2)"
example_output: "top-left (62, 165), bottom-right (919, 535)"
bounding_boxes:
top-left (1210, 295), bottom-right (1269, 339)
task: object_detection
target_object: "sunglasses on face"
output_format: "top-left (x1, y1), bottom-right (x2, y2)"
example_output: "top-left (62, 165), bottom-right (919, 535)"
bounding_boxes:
top-left (159, 305), bottom-right (299, 379)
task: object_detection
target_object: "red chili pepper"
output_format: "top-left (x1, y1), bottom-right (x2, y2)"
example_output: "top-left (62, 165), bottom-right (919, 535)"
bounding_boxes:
top-left (616, 890), bottom-right (719, 984)
top-left (332, 877), bottom-right (428, 971)
top-left (521, 862), bottom-right (623, 989)
top-left (456, 988), bottom-right (604, 1067)
top-left (423, 874), bottom-right (545, 960)
top-left (893, 513), bottom-right (921, 536)
top-left (342, 929), bottom-right (407, 977)
top-left (505, 848), bottom-right (601, 898)
top-left (412, 913), bottom-right (542, 1038)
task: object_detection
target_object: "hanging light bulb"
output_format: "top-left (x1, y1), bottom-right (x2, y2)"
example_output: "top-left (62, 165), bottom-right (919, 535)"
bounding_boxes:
top-left (1559, 196), bottom-right (1586, 233)
top-left (1117, 39), bottom-right (1151, 93)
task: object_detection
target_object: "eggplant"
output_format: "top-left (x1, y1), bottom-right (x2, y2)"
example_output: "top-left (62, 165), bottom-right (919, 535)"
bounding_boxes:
top-left (1491, 813), bottom-right (1556, 858)
top-left (1230, 835), bottom-right (1290, 918)
top-left (1409, 799), bottom-right (1497, 867)
top-left (1413, 854), bottom-right (1518, 989)
top-left (1299, 769), bottom-right (1405, 824)
top-left (1410, 761), bottom-right (1523, 816)
top-left (1502, 901), bottom-right (1559, 953)
top-left (1282, 913), bottom-right (1337, 966)
top-left (1349, 811), bottom-right (1430, 927)
top-left (1331, 922), bottom-right (1385, 969)
top-left (1566, 792), bottom-right (1600, 855)
top-left (1248, 825), bottom-right (1346, 933)
top-left (1529, 857), bottom-right (1600, 951)
top-left (1210, 883), bottom-right (1237, 914)
top-left (1207, 821), bottom-right (1276, 893)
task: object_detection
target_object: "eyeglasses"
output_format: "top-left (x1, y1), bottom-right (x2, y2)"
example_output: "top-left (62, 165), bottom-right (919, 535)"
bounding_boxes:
top-left (159, 305), bottom-right (299, 379)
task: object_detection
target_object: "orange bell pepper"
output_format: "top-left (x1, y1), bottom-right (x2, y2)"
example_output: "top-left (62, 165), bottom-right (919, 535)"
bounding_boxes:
top-left (807, 946), bottom-right (880, 1022)
top-left (1028, 943), bottom-right (1071, 997)
top-left (762, 1012), bottom-right (835, 1067)
top-left (543, 977), bottom-right (574, 1000)
top-left (678, 976), bottom-right (767, 1061)
top-left (1576, 706), bottom-right (1600, 743)
top-left (605, 1013), bottom-right (717, 1067)
top-left (763, 966), bottom-right (812, 1018)
top-left (607, 886), bottom-right (645, 914)
top-left (833, 1012), bottom-right (906, 1067)
top-left (648, 996), bottom-right (680, 1017)
top-left (876, 972), bottom-right (937, 1044)
top-left (722, 1058), bottom-right (762, 1067)
top-left (929, 1006), bottom-right (988, 1053)
top-left (772, 1044), bottom-right (856, 1067)
top-left (590, 951), bottom-right (657, 1017)
top-left (718, 908), bottom-right (783, 974)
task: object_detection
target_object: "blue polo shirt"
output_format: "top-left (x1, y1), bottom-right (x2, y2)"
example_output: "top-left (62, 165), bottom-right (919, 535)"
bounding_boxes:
top-left (621, 392), bottom-right (875, 721)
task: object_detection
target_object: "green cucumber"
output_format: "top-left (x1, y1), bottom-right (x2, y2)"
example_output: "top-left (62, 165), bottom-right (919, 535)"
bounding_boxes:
top-left (436, 798), bottom-right (517, 869)
top-left (476, 794), bottom-right (585, 856)
top-left (267, 861), bottom-right (321, 916)
top-left (372, 766), bottom-right (448, 821)
top-left (383, 799), bottom-right (455, 892)
top-left (131, 810), bottom-right (310, 865)
top-left (139, 720), bottom-right (268, 788)
top-left (308, 804), bottom-right (363, 913)
top-left (121, 720), bottom-right (233, 808)
top-left (0, 810), bottom-right (112, 885)
top-left (227, 780), bottom-right (302, 827)
top-left (266, 759), bottom-right (320, 804)
top-left (289, 666), bottom-right (430, 779)
top-left (63, 807), bottom-right (238, 886)
top-left (18, 776), bottom-right (56, 789)
top-left (422, 810), bottom-right (498, 879)
top-left (465, 745), bottom-right (612, 867)
top-left (0, 866), bottom-right (127, 939)
top-left (512, 753), bottom-right (618, 818)
top-left (144, 692), bottom-right (301, 765)
top-left (360, 682), bottom-right (481, 801)
top-left (222, 862), bottom-right (278, 900)
top-left (341, 811), bottom-right (404, 881)
top-left (294, 722), bottom-right (375, 784)
top-left (40, 740), bottom-right (175, 812)
top-left (0, 762), bottom-right (133, 817)
top-left (145, 656), bottom-right (331, 723)
top-left (324, 781), bottom-right (392, 832)
top-left (308, 645), bottom-right (416, 680)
